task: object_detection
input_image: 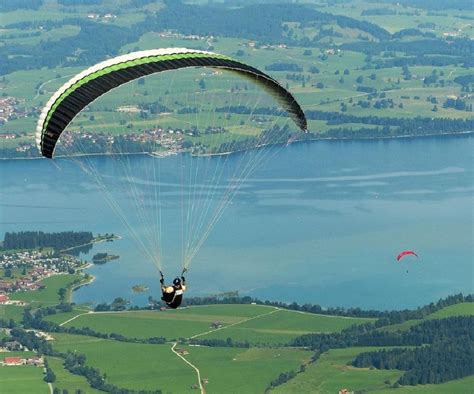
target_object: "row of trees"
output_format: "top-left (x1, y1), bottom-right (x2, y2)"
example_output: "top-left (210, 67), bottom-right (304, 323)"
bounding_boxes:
top-left (188, 337), bottom-right (250, 348)
top-left (2, 231), bottom-right (93, 250)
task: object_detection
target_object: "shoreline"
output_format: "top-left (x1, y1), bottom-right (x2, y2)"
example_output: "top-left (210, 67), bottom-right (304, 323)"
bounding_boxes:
top-left (67, 270), bottom-right (96, 303)
top-left (1, 130), bottom-right (472, 161)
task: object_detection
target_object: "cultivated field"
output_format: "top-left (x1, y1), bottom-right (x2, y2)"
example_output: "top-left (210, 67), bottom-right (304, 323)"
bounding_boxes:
top-left (0, 365), bottom-right (49, 394)
top-left (61, 304), bottom-right (374, 344)
top-left (51, 333), bottom-right (205, 393)
top-left (184, 346), bottom-right (312, 393)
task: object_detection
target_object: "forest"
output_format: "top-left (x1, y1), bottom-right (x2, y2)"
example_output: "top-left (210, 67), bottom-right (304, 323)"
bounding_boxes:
top-left (352, 319), bottom-right (473, 385)
top-left (2, 231), bottom-right (93, 250)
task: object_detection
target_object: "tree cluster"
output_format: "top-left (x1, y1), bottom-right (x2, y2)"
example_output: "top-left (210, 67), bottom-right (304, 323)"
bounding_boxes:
top-left (2, 231), bottom-right (93, 251)
top-left (188, 337), bottom-right (250, 348)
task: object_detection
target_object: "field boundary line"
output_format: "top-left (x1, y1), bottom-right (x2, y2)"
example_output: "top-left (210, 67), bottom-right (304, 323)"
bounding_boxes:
top-left (171, 342), bottom-right (204, 394)
top-left (189, 307), bottom-right (280, 339)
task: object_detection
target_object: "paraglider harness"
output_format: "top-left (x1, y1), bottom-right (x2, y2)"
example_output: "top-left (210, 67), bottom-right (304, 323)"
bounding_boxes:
top-left (160, 268), bottom-right (187, 309)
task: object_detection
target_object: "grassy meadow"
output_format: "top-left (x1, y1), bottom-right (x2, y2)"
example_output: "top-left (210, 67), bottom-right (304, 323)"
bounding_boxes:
top-left (43, 308), bottom-right (90, 325)
top-left (184, 346), bottom-right (312, 394)
top-left (0, 304), bottom-right (26, 322)
top-left (0, 365), bottom-right (49, 394)
top-left (61, 304), bottom-right (374, 344)
top-left (51, 333), bottom-right (199, 393)
top-left (10, 274), bottom-right (83, 306)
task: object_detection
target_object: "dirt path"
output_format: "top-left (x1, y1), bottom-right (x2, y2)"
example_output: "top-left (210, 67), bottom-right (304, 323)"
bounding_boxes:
top-left (59, 311), bottom-right (94, 326)
top-left (171, 342), bottom-right (204, 394)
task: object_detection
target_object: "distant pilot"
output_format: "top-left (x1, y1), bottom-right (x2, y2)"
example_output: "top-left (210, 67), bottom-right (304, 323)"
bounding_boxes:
top-left (160, 270), bottom-right (187, 309)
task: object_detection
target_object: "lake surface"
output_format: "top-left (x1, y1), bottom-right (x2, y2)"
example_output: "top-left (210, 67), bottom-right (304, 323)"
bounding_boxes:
top-left (1, 136), bottom-right (472, 310)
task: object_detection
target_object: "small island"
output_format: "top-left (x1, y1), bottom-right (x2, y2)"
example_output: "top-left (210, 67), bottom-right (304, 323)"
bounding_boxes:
top-left (132, 284), bottom-right (149, 293)
top-left (92, 252), bottom-right (120, 264)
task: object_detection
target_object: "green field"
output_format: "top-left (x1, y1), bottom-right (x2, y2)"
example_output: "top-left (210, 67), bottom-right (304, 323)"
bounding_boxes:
top-left (10, 274), bottom-right (83, 305)
top-left (0, 304), bottom-right (26, 322)
top-left (50, 332), bottom-right (312, 394)
top-left (62, 305), bottom-right (373, 344)
top-left (62, 304), bottom-right (277, 340)
top-left (184, 346), bottom-right (312, 394)
top-left (43, 308), bottom-right (90, 326)
top-left (0, 365), bottom-right (49, 394)
top-left (64, 310), bottom-right (213, 339)
top-left (47, 356), bottom-right (102, 394)
top-left (198, 309), bottom-right (374, 345)
top-left (51, 333), bottom-right (197, 393)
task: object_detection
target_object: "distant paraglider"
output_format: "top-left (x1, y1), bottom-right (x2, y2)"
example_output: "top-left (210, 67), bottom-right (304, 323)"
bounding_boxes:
top-left (396, 250), bottom-right (418, 262)
top-left (396, 250), bottom-right (418, 273)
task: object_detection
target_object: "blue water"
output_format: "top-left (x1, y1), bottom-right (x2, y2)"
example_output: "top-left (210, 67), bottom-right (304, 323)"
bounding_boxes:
top-left (1, 136), bottom-right (472, 310)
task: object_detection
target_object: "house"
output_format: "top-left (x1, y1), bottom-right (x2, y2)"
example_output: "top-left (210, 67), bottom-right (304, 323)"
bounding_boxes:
top-left (3, 357), bottom-right (25, 366)
top-left (210, 321), bottom-right (222, 329)
top-left (177, 349), bottom-right (189, 356)
top-left (0, 294), bottom-right (9, 304)
top-left (339, 389), bottom-right (353, 394)
top-left (5, 341), bottom-right (23, 351)
top-left (26, 356), bottom-right (44, 367)
top-left (202, 378), bottom-right (209, 384)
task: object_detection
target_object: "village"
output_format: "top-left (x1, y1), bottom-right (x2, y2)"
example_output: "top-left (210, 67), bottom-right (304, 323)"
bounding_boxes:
top-left (0, 250), bottom-right (83, 304)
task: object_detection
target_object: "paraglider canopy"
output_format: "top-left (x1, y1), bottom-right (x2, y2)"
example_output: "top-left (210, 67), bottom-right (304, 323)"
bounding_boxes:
top-left (34, 47), bottom-right (308, 274)
top-left (396, 250), bottom-right (418, 262)
top-left (36, 48), bottom-right (307, 158)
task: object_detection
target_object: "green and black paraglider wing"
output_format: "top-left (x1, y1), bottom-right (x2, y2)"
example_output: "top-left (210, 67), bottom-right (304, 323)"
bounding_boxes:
top-left (36, 48), bottom-right (307, 158)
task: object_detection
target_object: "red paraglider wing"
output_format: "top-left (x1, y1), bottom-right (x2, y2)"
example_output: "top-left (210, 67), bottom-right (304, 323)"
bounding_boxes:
top-left (396, 250), bottom-right (418, 262)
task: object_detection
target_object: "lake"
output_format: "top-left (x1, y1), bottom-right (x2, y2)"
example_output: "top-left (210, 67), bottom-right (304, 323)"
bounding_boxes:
top-left (1, 135), bottom-right (472, 310)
